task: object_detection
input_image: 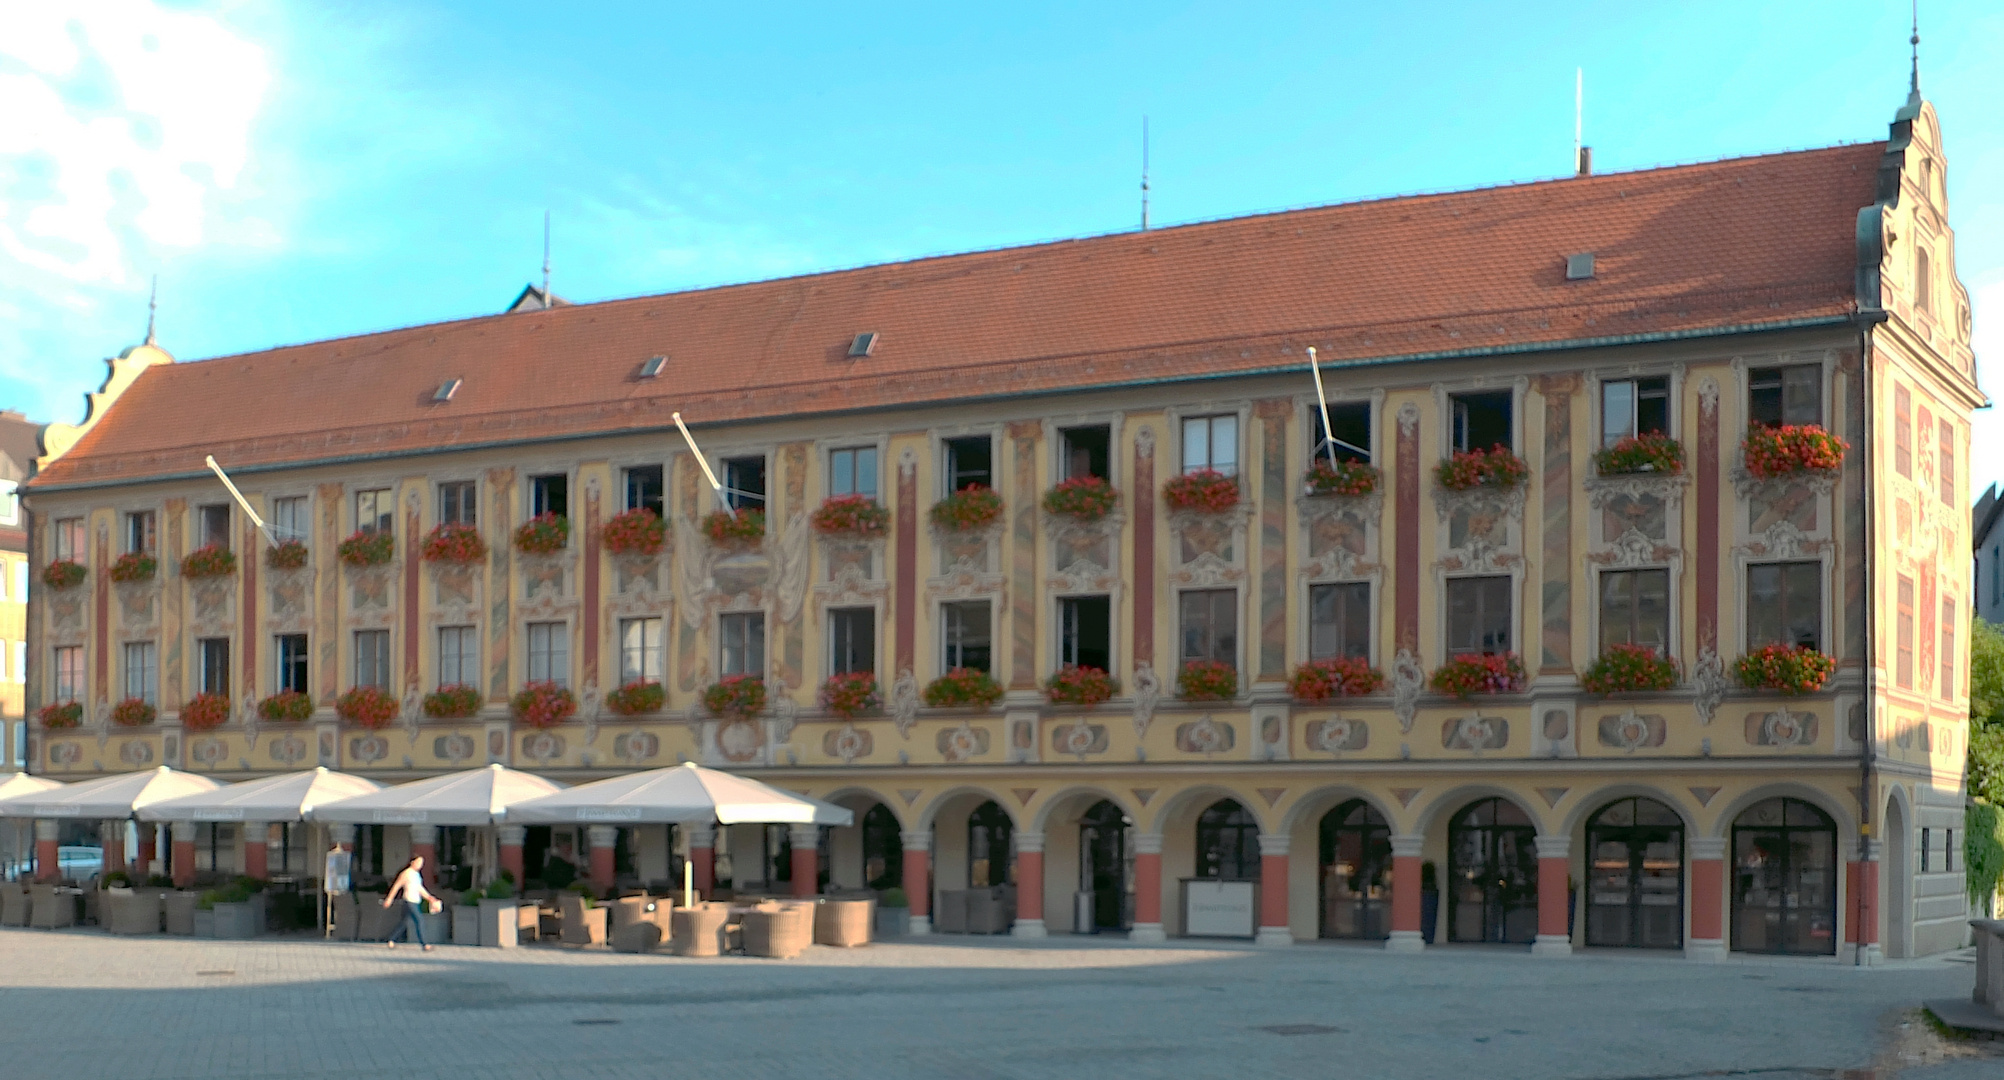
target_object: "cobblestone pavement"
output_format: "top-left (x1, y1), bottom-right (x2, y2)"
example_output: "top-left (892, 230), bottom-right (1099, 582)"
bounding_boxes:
top-left (0, 927), bottom-right (1993, 1080)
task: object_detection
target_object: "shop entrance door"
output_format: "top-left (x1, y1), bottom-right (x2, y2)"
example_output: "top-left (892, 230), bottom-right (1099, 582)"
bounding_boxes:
top-left (1079, 800), bottom-right (1128, 930)
top-left (1584, 797), bottom-right (1684, 949)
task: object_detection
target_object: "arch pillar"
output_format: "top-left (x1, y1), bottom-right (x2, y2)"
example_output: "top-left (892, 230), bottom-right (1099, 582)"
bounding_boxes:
top-left (243, 822), bottom-right (270, 881)
top-left (901, 830), bottom-right (932, 934)
top-left (170, 821), bottom-right (196, 887)
top-left (1686, 837), bottom-right (1728, 961)
top-left (1387, 834), bottom-right (1424, 952)
top-left (1256, 833), bottom-right (1292, 947)
top-left (101, 820), bottom-right (126, 879)
top-left (1532, 834), bottom-right (1573, 957)
top-left (1845, 835), bottom-right (1881, 966)
top-left (498, 825), bottom-right (527, 887)
top-left (788, 826), bottom-right (819, 898)
top-left (1012, 831), bottom-right (1047, 938)
top-left (137, 822), bottom-right (158, 877)
top-left (1129, 833), bottom-right (1166, 943)
top-left (33, 820), bottom-right (60, 883)
top-left (587, 825), bottom-right (618, 893)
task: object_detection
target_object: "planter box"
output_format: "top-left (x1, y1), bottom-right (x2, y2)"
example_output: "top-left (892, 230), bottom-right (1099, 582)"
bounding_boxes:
top-left (420, 910), bottom-right (450, 946)
top-left (452, 905), bottom-right (482, 945)
top-left (875, 906), bottom-right (910, 938)
top-left (330, 893), bottom-right (360, 941)
top-left (358, 897), bottom-right (400, 942)
top-left (192, 909), bottom-right (217, 938)
top-left (477, 898), bottom-right (519, 948)
top-left (212, 901), bottom-right (259, 940)
top-left (164, 892), bottom-right (198, 936)
top-left (1421, 890), bottom-right (1439, 945)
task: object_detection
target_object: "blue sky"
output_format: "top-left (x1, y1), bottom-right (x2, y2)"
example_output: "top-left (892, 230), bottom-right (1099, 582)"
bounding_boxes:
top-left (4, 1), bottom-right (2001, 484)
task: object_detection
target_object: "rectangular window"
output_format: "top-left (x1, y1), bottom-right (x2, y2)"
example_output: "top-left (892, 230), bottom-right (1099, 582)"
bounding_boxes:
top-left (356, 489), bottom-right (393, 535)
top-left (354, 629), bottom-right (390, 690)
top-left (1059, 426), bottom-right (1111, 481)
top-left (1748, 364), bottom-right (1822, 428)
top-left (529, 474), bottom-right (568, 519)
top-left (123, 641), bottom-right (158, 705)
top-left (1599, 569), bottom-right (1671, 653)
top-left (1450, 391), bottom-right (1513, 454)
top-left (1181, 415), bottom-right (1238, 476)
top-left (623, 465), bottom-right (665, 516)
top-left (526, 622), bottom-right (570, 687)
top-left (1921, 827), bottom-right (1931, 873)
top-left (1894, 385), bottom-right (1912, 477)
top-left (1600, 377), bottom-right (1670, 448)
top-left (719, 613), bottom-right (765, 677)
top-left (270, 497), bottom-right (308, 543)
top-left (1059, 595), bottom-right (1112, 671)
top-left (125, 510), bottom-right (157, 554)
top-left (55, 518), bottom-right (86, 561)
top-left (54, 646), bottom-right (84, 701)
top-left (828, 447), bottom-right (879, 497)
top-left (197, 637), bottom-right (230, 696)
top-left (721, 457), bottom-right (766, 511)
top-left (1942, 599), bottom-right (1957, 699)
top-left (1309, 402), bottom-right (1372, 465)
top-left (1916, 248), bottom-right (1932, 313)
top-left (1178, 589), bottom-right (1238, 667)
top-left (1946, 829), bottom-right (1955, 872)
top-left (198, 504), bottom-right (231, 550)
top-left (1445, 576), bottom-right (1513, 654)
top-left (438, 626), bottom-right (477, 688)
top-left (1308, 582), bottom-right (1371, 661)
top-left (828, 608), bottom-right (876, 676)
top-left (0, 481), bottom-right (14, 526)
top-left (618, 617), bottom-right (663, 684)
top-left (10, 561), bottom-right (22, 603)
top-left (10, 721), bottom-right (22, 767)
top-left (941, 601), bottom-right (992, 673)
top-left (1896, 575), bottom-right (1915, 688)
top-left (10, 640), bottom-right (21, 684)
top-left (943, 436), bottom-right (993, 492)
top-left (1748, 562), bottom-right (1823, 652)
top-left (1940, 419), bottom-right (1956, 507)
top-left (275, 634), bottom-right (308, 695)
top-left (439, 481), bottom-right (477, 526)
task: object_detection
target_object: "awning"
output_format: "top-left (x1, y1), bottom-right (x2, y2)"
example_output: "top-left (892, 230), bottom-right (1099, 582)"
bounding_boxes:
top-left (138, 767), bottom-right (384, 823)
top-left (0, 766), bottom-right (220, 819)
top-left (0, 774), bottom-right (65, 804)
top-left (310, 764), bottom-right (563, 826)
top-left (503, 762), bottom-right (855, 826)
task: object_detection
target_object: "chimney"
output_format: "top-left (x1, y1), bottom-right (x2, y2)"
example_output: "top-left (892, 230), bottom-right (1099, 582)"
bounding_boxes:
top-left (1577, 146), bottom-right (1593, 177)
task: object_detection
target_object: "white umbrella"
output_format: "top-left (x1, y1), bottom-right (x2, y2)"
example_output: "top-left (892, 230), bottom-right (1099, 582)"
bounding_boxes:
top-left (310, 763), bottom-right (562, 825)
top-left (0, 773), bottom-right (65, 805)
top-left (137, 768), bottom-right (384, 823)
top-left (503, 762), bottom-right (855, 826)
top-left (0, 766), bottom-right (219, 819)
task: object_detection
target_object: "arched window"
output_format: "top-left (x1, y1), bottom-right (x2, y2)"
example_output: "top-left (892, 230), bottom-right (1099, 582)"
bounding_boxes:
top-left (862, 804), bottom-right (902, 890)
top-left (1079, 800), bottom-right (1130, 930)
top-left (1196, 799), bottom-right (1259, 881)
top-left (1447, 797), bottom-right (1538, 944)
top-left (1731, 797), bottom-right (1837, 956)
top-left (1584, 797), bottom-right (1683, 949)
top-left (968, 801), bottom-right (1013, 888)
top-left (1319, 799), bottom-right (1391, 939)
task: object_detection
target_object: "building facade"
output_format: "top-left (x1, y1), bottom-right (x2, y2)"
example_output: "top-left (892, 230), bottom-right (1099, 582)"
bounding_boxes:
top-left (21, 92), bottom-right (1981, 957)
top-left (3, 409), bottom-right (40, 771)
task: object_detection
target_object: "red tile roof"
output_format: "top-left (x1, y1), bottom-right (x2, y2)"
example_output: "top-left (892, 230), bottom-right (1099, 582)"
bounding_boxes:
top-left (34, 143), bottom-right (1883, 490)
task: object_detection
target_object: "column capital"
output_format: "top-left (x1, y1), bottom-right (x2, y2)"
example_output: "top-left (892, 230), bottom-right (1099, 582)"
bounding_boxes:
top-left (1533, 834), bottom-right (1571, 860)
top-left (497, 825), bottom-right (527, 846)
top-left (1688, 836), bottom-right (1727, 860)
top-left (586, 824), bottom-right (619, 847)
top-left (1257, 833), bottom-right (1291, 857)
top-left (686, 825), bottom-right (715, 847)
top-left (170, 821), bottom-right (197, 843)
top-left (1389, 834), bottom-right (1424, 858)
top-left (900, 829), bottom-right (932, 852)
top-left (33, 819), bottom-right (60, 841)
top-left (786, 824), bottom-right (819, 847)
top-left (407, 824), bottom-right (438, 845)
top-left (1132, 833), bottom-right (1163, 855)
top-left (1014, 831), bottom-right (1046, 854)
top-left (327, 823), bottom-right (356, 846)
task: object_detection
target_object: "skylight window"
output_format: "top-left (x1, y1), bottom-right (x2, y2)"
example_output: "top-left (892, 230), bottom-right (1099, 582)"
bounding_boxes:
top-left (639, 356), bottom-right (667, 378)
top-left (1565, 253), bottom-right (1596, 281)
top-left (848, 333), bottom-right (878, 358)
top-left (433, 379), bottom-right (462, 402)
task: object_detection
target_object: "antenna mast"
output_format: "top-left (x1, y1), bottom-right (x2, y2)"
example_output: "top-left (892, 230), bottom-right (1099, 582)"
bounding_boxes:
top-left (541, 210), bottom-right (552, 305)
top-left (145, 275), bottom-right (157, 345)
top-left (1910, 0), bottom-right (1921, 93)
top-left (1140, 117), bottom-right (1150, 231)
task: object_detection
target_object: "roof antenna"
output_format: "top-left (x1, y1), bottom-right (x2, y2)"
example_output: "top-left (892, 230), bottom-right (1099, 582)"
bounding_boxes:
top-left (1140, 117), bottom-right (1150, 231)
top-left (1910, 0), bottom-right (1921, 94)
top-left (1574, 68), bottom-right (1591, 177)
top-left (145, 275), bottom-right (157, 345)
top-left (541, 210), bottom-right (552, 306)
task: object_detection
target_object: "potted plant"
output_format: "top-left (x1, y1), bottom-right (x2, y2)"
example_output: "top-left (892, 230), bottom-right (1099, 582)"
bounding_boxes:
top-left (1420, 861), bottom-right (1439, 945)
top-left (420, 684), bottom-right (480, 719)
top-left (336, 530), bottom-right (395, 568)
top-left (922, 667), bottom-right (1004, 709)
top-left (1581, 644), bottom-right (1679, 694)
top-left (930, 486), bottom-right (1004, 532)
top-left (40, 559), bottom-right (86, 590)
top-left (1044, 665), bottom-right (1119, 708)
top-left (1429, 653), bottom-right (1526, 697)
top-left (701, 507), bottom-right (765, 548)
top-left (1288, 656), bottom-right (1386, 703)
top-left (1175, 659), bottom-right (1237, 701)
top-left (1304, 459), bottom-right (1379, 497)
top-left (453, 888), bottom-right (483, 945)
top-left (420, 522), bottom-right (488, 564)
top-left (819, 671), bottom-right (880, 719)
top-left (37, 701), bottom-right (82, 730)
top-left (110, 551), bottom-right (157, 584)
top-left (336, 686), bottom-right (399, 729)
top-left (257, 690), bottom-right (314, 723)
top-left (1742, 424), bottom-right (1847, 480)
top-left (1593, 432), bottom-right (1684, 476)
top-left (1733, 643), bottom-right (1837, 695)
top-left (602, 507), bottom-right (667, 556)
top-left (605, 680), bottom-right (666, 716)
top-left (1042, 476), bottom-right (1119, 521)
top-left (1162, 469), bottom-right (1240, 514)
top-left (477, 875), bottom-right (520, 948)
top-left (875, 885), bottom-right (910, 938)
top-left (703, 674), bottom-right (767, 720)
top-left (511, 680), bottom-right (577, 728)
top-left (111, 698), bottom-right (156, 727)
top-left (811, 495), bottom-right (891, 539)
top-left (211, 878), bottom-right (263, 939)
top-left (1435, 445), bottom-right (1529, 491)
top-left (181, 692), bottom-right (231, 732)
top-left (265, 538), bottom-right (310, 570)
top-left (513, 512), bottom-right (570, 555)
top-left (181, 543), bottom-right (237, 579)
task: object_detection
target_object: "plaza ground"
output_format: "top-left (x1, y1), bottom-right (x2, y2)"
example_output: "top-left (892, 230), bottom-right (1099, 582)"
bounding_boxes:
top-left (0, 928), bottom-right (1997, 1080)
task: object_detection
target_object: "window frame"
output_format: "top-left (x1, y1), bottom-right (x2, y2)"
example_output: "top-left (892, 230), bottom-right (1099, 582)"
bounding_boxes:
top-left (54, 517), bottom-right (86, 561)
top-left (1056, 424), bottom-right (1114, 483)
top-left (197, 637), bottom-right (231, 697)
top-left (826, 445), bottom-right (881, 499)
top-left (1743, 560), bottom-right (1825, 654)
top-left (940, 600), bottom-right (993, 674)
top-left (354, 489), bottom-right (394, 536)
top-left (438, 480), bottom-right (478, 527)
top-left (1595, 567), bottom-right (1673, 656)
top-left (1941, 598), bottom-right (1957, 701)
top-left (1056, 594), bottom-right (1113, 672)
top-left (1447, 389), bottom-right (1516, 455)
top-left (275, 633), bottom-right (309, 695)
top-left (526, 621), bottom-right (571, 687)
top-left (353, 629), bottom-right (392, 691)
top-left (618, 616), bottom-right (665, 685)
top-left (1596, 375), bottom-right (1672, 450)
top-left (123, 640), bottom-right (159, 706)
top-left (438, 625), bottom-right (478, 689)
top-left (1178, 413), bottom-right (1241, 477)
top-left (718, 611), bottom-right (767, 678)
top-left (53, 645), bottom-right (84, 701)
top-left (1177, 588), bottom-right (1240, 669)
top-left (939, 433), bottom-right (997, 495)
top-left (1896, 574), bottom-right (1915, 689)
top-left (1305, 400), bottom-right (1374, 466)
top-left (268, 496), bottom-right (310, 544)
top-left (619, 462), bottom-right (666, 517)
top-left (1746, 362), bottom-right (1825, 429)
top-left (717, 455), bottom-right (768, 512)
top-left (528, 473), bottom-right (570, 521)
top-left (125, 510), bottom-right (158, 554)
top-left (1443, 574), bottom-right (1515, 656)
top-left (1307, 581), bottom-right (1372, 663)
top-left (826, 607), bottom-right (877, 678)
top-left (198, 504), bottom-right (232, 550)
top-left (1939, 418), bottom-right (1956, 507)
top-left (1894, 384), bottom-right (1913, 477)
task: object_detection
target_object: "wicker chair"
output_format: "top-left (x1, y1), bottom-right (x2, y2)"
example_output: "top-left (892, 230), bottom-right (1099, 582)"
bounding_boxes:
top-left (814, 897), bottom-right (874, 947)
top-left (29, 885), bottom-right (74, 929)
top-left (742, 902), bottom-right (815, 959)
top-left (515, 903), bottom-right (542, 943)
top-left (559, 894), bottom-right (607, 945)
top-left (670, 903), bottom-right (730, 957)
top-left (0, 883), bottom-right (28, 927)
top-left (105, 889), bottom-right (162, 935)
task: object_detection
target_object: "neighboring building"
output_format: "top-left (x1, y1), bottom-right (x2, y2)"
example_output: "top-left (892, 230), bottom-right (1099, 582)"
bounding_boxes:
top-left (1973, 484), bottom-right (2004, 624)
top-left (21, 87), bottom-right (1981, 958)
top-left (2, 409), bottom-right (39, 770)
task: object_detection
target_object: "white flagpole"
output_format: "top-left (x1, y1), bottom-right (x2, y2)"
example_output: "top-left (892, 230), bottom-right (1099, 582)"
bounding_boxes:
top-left (1306, 347), bottom-right (1337, 468)
top-left (205, 455), bottom-right (277, 548)
top-left (671, 412), bottom-right (732, 511)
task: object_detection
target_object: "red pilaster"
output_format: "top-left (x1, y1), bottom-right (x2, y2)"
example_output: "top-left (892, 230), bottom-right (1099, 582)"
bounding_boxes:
top-left (1391, 854), bottom-right (1422, 936)
top-left (1259, 852), bottom-right (1289, 931)
top-left (1537, 857), bottom-right (1570, 938)
top-left (172, 838), bottom-right (196, 887)
top-left (588, 846), bottom-right (614, 893)
top-left (1016, 850), bottom-right (1044, 921)
top-left (35, 823), bottom-right (60, 883)
top-left (499, 839), bottom-right (525, 885)
top-left (1847, 858), bottom-right (1879, 949)
top-left (137, 825), bottom-right (156, 876)
top-left (691, 842), bottom-right (715, 899)
top-left (103, 830), bottom-right (126, 879)
top-left (1690, 858), bottom-right (1724, 942)
top-left (1133, 849), bottom-right (1162, 926)
top-left (902, 847), bottom-right (929, 918)
top-left (791, 846), bottom-right (818, 898)
top-left (244, 827), bottom-right (269, 881)
top-left (412, 843), bottom-right (438, 886)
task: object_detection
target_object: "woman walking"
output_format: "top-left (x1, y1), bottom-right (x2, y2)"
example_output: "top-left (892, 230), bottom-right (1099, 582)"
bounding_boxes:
top-left (382, 855), bottom-right (439, 951)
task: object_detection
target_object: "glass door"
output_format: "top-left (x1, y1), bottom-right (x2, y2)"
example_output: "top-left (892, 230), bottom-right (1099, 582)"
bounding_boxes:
top-left (1447, 798), bottom-right (1539, 944)
top-left (1319, 800), bottom-right (1392, 939)
top-left (1584, 797), bottom-right (1684, 949)
top-left (1731, 798), bottom-right (1837, 956)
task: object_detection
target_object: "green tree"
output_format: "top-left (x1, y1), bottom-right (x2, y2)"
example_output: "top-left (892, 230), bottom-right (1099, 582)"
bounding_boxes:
top-left (1971, 619), bottom-right (2004, 805)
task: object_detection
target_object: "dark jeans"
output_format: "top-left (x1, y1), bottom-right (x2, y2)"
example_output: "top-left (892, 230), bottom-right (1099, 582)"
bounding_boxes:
top-left (387, 900), bottom-right (428, 946)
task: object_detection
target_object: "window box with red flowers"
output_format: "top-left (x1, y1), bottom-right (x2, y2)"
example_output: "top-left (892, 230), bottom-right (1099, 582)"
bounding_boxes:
top-left (1742, 424), bottom-right (1847, 480)
top-left (702, 507), bottom-right (766, 548)
top-left (1289, 657), bottom-right (1385, 703)
top-left (1304, 460), bottom-right (1380, 498)
top-left (1581, 644), bottom-right (1679, 694)
top-left (1593, 433), bottom-right (1685, 476)
top-left (511, 681), bottom-right (577, 728)
top-left (110, 552), bottom-right (158, 584)
top-left (810, 495), bottom-right (890, 539)
top-left (1042, 477), bottom-right (1120, 521)
top-left (336, 686), bottom-right (399, 729)
top-left (1163, 470), bottom-right (1241, 514)
top-left (1429, 653), bottom-right (1526, 697)
top-left (181, 544), bottom-right (237, 580)
top-left (182, 692), bottom-right (231, 732)
top-left (513, 513), bottom-right (570, 555)
top-left (41, 559), bottom-right (86, 591)
top-left (1435, 447), bottom-right (1529, 492)
top-left (258, 690), bottom-right (314, 723)
top-left (1045, 665), bottom-right (1119, 708)
top-left (38, 701), bottom-right (82, 730)
top-left (1176, 659), bottom-right (1238, 701)
top-left (112, 698), bottom-right (157, 727)
top-left (1733, 643), bottom-right (1836, 695)
top-left (337, 531), bottom-right (395, 569)
top-left (422, 684), bottom-right (482, 720)
top-left (602, 508), bottom-right (667, 556)
top-left (819, 672), bottom-right (881, 719)
top-left (265, 539), bottom-right (310, 570)
top-left (702, 674), bottom-right (768, 719)
top-left (605, 680), bottom-right (666, 716)
top-left (930, 486), bottom-right (1004, 532)
top-left (421, 522), bottom-right (488, 564)
top-left (922, 667), bottom-right (1004, 709)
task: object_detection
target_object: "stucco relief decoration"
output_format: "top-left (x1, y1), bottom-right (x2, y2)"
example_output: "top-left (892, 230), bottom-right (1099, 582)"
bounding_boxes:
top-left (346, 564), bottom-right (394, 619)
top-left (239, 697), bottom-right (261, 753)
top-left (1390, 649), bottom-right (1425, 733)
top-left (269, 735), bottom-right (309, 767)
top-left (349, 736), bottom-right (389, 765)
top-left (118, 739), bottom-right (155, 767)
top-left (1050, 721), bottom-right (1109, 760)
top-left (613, 550), bottom-right (666, 600)
top-left (521, 730), bottom-right (567, 765)
top-left (47, 585), bottom-right (85, 637)
top-left (189, 736), bottom-right (227, 768)
top-left (937, 720), bottom-right (989, 762)
top-left (1442, 714), bottom-right (1509, 753)
top-left (115, 578), bottom-right (159, 633)
top-left (1045, 510), bottom-right (1123, 596)
top-left (1168, 501), bottom-right (1251, 588)
top-left (1691, 648), bottom-right (1729, 724)
top-left (92, 699), bottom-right (114, 751)
top-left (578, 683), bottom-right (604, 748)
top-left (1735, 518), bottom-right (1829, 561)
top-left (927, 518), bottom-right (1005, 601)
top-left (889, 669), bottom-right (920, 738)
top-left (1297, 493), bottom-right (1380, 582)
top-left (267, 565), bottom-right (314, 631)
top-left (1746, 708), bottom-right (1818, 748)
top-left (814, 536), bottom-right (887, 611)
top-left (433, 733), bottom-right (478, 764)
top-left (1174, 715), bottom-right (1234, 755)
top-left (1305, 717), bottom-right (1368, 754)
top-left (1433, 482), bottom-right (1524, 575)
top-left (49, 740), bottom-right (83, 767)
top-left (613, 730), bottom-right (661, 763)
top-left (767, 675), bottom-right (799, 746)
top-left (774, 513), bottom-right (812, 624)
top-left (1585, 472), bottom-right (1686, 570)
top-left (188, 577), bottom-right (235, 634)
top-left (430, 561), bottom-right (481, 620)
top-left (518, 550), bottom-right (578, 619)
top-left (1129, 662), bottom-right (1161, 738)
top-left (824, 723), bottom-right (871, 764)
top-left (716, 717), bottom-right (764, 763)
top-left (1596, 710), bottom-right (1667, 752)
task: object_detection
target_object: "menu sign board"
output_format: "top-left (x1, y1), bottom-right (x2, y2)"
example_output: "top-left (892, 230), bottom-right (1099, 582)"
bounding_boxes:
top-left (323, 850), bottom-right (352, 895)
top-left (1183, 879), bottom-right (1257, 938)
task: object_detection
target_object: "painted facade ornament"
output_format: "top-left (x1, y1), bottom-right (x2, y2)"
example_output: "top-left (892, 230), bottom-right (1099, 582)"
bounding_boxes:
top-left (1296, 493), bottom-right (1382, 583)
top-left (1749, 708), bottom-right (1818, 748)
top-left (1443, 714), bottom-right (1509, 753)
top-left (1050, 722), bottom-right (1109, 760)
top-left (1130, 662), bottom-right (1161, 737)
top-left (1045, 511), bottom-right (1124, 596)
top-left (612, 730), bottom-right (660, 763)
top-left (1691, 647), bottom-right (1728, 724)
top-left (1304, 717), bottom-right (1368, 754)
top-left (269, 734), bottom-right (309, 767)
top-left (1584, 470), bottom-right (1689, 513)
top-left (433, 733), bottom-right (478, 764)
top-left (826, 722), bottom-right (871, 764)
top-left (1596, 709), bottom-right (1665, 753)
top-left (1736, 518), bottom-right (1829, 560)
top-left (775, 512), bottom-right (812, 623)
top-left (240, 697), bottom-right (261, 753)
top-left (1390, 649), bottom-right (1425, 733)
top-left (890, 668), bottom-right (920, 737)
top-left (1593, 527), bottom-right (1676, 569)
top-left (1174, 715), bottom-right (1233, 755)
top-left (1397, 401), bottom-right (1420, 439)
top-left (579, 682), bottom-right (603, 748)
top-left (1134, 425), bottom-right (1155, 459)
top-left (115, 739), bottom-right (151, 767)
top-left (93, 698), bottom-right (113, 751)
top-left (1432, 482), bottom-right (1525, 574)
top-left (938, 720), bottom-right (987, 762)
top-left (769, 674), bottom-right (799, 746)
top-left (520, 730), bottom-right (566, 765)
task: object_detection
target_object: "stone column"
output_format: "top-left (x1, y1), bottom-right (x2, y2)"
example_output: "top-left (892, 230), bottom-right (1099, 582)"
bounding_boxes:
top-left (102, 821), bottom-right (126, 879)
top-left (171, 821), bottom-right (197, 888)
top-left (1846, 837), bottom-right (1881, 965)
top-left (1256, 833), bottom-right (1293, 947)
top-left (264, 825), bottom-right (286, 880)
top-left (1686, 837), bottom-right (1728, 961)
top-left (1012, 831), bottom-right (1046, 938)
top-left (242, 822), bottom-right (270, 881)
top-left (409, 824), bottom-right (438, 887)
top-left (33, 820), bottom-right (60, 883)
top-left (687, 825), bottom-right (714, 900)
top-left (137, 823), bottom-right (158, 878)
top-left (788, 825), bottom-right (819, 898)
top-left (498, 825), bottom-right (526, 887)
top-left (1387, 835), bottom-right (1424, 952)
top-left (1532, 834), bottom-right (1573, 957)
top-left (586, 825), bottom-right (618, 893)
top-left (901, 830), bottom-right (932, 934)
top-left (1130, 834), bottom-right (1165, 943)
